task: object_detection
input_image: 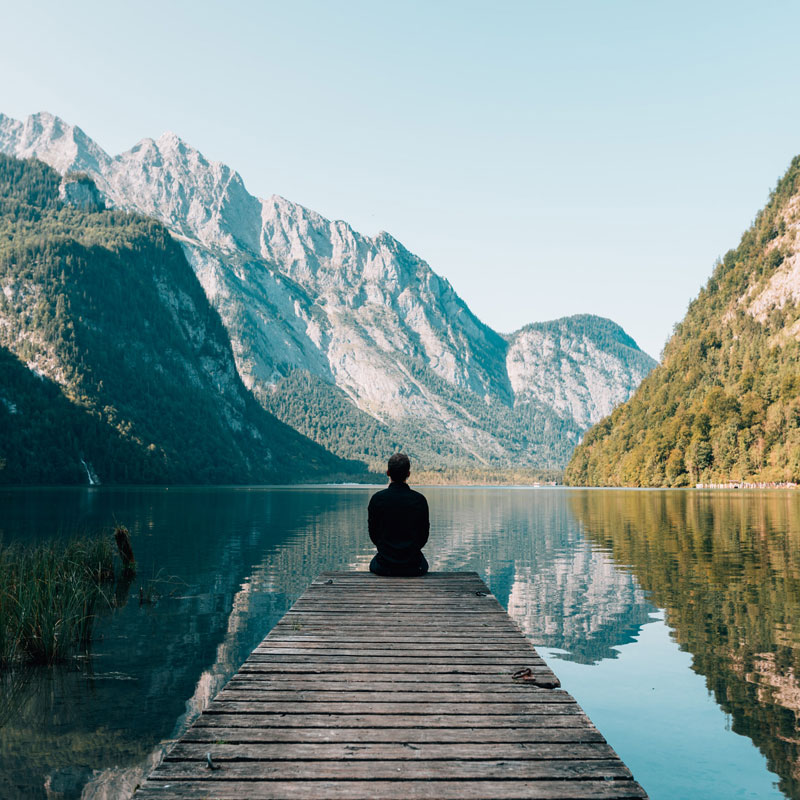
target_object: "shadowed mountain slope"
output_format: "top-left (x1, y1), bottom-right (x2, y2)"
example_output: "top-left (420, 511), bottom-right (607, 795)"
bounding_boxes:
top-left (0, 155), bottom-right (365, 484)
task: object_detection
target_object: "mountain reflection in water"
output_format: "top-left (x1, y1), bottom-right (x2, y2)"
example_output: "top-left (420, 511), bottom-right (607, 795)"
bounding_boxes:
top-left (0, 487), bottom-right (795, 799)
top-left (570, 489), bottom-right (800, 800)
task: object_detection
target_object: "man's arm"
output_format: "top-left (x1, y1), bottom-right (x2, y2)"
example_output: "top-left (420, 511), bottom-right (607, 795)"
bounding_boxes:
top-left (368, 495), bottom-right (380, 547)
top-left (417, 496), bottom-right (430, 549)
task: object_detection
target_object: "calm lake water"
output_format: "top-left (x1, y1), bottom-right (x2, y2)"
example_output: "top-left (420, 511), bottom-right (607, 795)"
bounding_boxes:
top-left (0, 486), bottom-right (798, 800)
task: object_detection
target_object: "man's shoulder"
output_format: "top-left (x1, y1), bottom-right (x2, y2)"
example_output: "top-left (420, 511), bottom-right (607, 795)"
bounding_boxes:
top-left (407, 487), bottom-right (429, 505)
top-left (369, 487), bottom-right (392, 504)
top-left (369, 485), bottom-right (427, 504)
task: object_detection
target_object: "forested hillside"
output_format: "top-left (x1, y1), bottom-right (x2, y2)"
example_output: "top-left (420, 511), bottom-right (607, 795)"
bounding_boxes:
top-left (566, 156), bottom-right (800, 486)
top-left (0, 155), bottom-right (365, 484)
top-left (258, 360), bottom-right (586, 473)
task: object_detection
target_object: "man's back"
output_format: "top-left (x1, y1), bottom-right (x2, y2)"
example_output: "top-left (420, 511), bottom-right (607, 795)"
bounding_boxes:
top-left (368, 482), bottom-right (429, 572)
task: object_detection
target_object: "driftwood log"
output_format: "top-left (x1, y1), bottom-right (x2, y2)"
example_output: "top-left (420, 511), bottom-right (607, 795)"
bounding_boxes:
top-left (114, 526), bottom-right (136, 573)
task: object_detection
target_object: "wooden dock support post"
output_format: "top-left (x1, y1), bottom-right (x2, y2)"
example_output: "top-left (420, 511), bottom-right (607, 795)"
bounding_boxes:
top-left (135, 571), bottom-right (648, 799)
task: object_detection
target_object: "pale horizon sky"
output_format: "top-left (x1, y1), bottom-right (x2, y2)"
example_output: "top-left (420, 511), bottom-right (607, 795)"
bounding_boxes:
top-left (3, 0), bottom-right (800, 359)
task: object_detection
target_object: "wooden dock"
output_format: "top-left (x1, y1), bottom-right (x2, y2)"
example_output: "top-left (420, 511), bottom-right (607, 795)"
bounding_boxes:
top-left (135, 571), bottom-right (647, 799)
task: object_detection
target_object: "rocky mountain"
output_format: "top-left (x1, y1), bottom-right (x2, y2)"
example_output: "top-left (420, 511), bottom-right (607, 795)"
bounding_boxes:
top-left (0, 154), bottom-right (363, 484)
top-left (566, 155), bottom-right (800, 486)
top-left (0, 112), bottom-right (656, 472)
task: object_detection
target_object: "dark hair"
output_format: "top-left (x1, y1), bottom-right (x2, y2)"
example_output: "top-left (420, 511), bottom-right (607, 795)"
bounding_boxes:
top-left (387, 452), bottom-right (411, 481)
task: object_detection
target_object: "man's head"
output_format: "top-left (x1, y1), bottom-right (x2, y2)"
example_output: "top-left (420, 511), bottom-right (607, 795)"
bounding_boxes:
top-left (387, 452), bottom-right (411, 483)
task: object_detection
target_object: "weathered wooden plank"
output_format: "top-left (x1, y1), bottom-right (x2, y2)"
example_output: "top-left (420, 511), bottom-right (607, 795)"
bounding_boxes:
top-left (254, 638), bottom-right (536, 648)
top-left (236, 663), bottom-right (548, 674)
top-left (293, 600), bottom-right (502, 605)
top-left (280, 616), bottom-right (514, 624)
top-left (271, 621), bottom-right (520, 628)
top-left (295, 584), bottom-right (497, 592)
top-left (273, 623), bottom-right (521, 631)
top-left (277, 615), bottom-right (515, 621)
top-left (255, 642), bottom-right (540, 652)
top-left (288, 600), bottom-right (505, 608)
top-left (287, 606), bottom-right (508, 613)
top-left (268, 631), bottom-right (525, 639)
top-left (134, 779), bottom-right (647, 799)
top-left (271, 620), bottom-right (512, 625)
top-left (181, 726), bottom-right (606, 744)
top-left (219, 688), bottom-right (568, 702)
top-left (204, 700), bottom-right (578, 714)
top-left (244, 655), bottom-right (547, 665)
top-left (164, 741), bottom-right (617, 761)
top-left (232, 670), bottom-right (555, 683)
top-left (315, 571), bottom-right (483, 578)
top-left (264, 629), bottom-right (522, 637)
top-left (153, 758), bottom-right (631, 780)
top-left (292, 591), bottom-right (501, 599)
top-left (293, 600), bottom-right (502, 606)
top-left (307, 580), bottom-right (488, 584)
top-left (194, 712), bottom-right (588, 728)
top-left (308, 580), bottom-right (490, 584)
top-left (256, 639), bottom-right (539, 649)
top-left (298, 592), bottom-right (497, 596)
top-left (250, 649), bottom-right (546, 659)
top-left (227, 678), bottom-right (558, 691)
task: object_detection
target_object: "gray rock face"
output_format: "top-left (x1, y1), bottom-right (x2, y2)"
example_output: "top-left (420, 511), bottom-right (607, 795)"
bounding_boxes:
top-left (59, 174), bottom-right (105, 211)
top-left (507, 316), bottom-right (655, 428)
top-left (0, 112), bottom-right (657, 469)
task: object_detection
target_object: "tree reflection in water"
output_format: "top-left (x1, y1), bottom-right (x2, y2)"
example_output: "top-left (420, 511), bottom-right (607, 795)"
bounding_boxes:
top-left (570, 489), bottom-right (800, 800)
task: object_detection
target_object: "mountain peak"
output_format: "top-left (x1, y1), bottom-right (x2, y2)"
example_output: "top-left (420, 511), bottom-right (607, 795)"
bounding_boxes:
top-left (155, 130), bottom-right (197, 157)
top-left (0, 112), bottom-right (109, 174)
top-left (514, 314), bottom-right (647, 355)
top-left (26, 110), bottom-right (68, 132)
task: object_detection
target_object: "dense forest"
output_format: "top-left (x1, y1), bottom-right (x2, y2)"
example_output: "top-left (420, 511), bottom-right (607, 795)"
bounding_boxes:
top-left (0, 155), bottom-right (366, 484)
top-left (259, 359), bottom-right (584, 474)
top-left (566, 155), bottom-right (800, 486)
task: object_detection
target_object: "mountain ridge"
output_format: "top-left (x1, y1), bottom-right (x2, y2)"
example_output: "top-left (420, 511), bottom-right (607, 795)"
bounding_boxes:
top-left (0, 112), bottom-right (656, 472)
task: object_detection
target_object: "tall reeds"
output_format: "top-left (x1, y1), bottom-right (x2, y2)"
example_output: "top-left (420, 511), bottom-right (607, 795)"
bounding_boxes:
top-left (0, 536), bottom-right (114, 665)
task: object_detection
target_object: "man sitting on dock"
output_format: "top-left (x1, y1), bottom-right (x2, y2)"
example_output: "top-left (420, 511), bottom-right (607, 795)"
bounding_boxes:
top-left (368, 453), bottom-right (429, 577)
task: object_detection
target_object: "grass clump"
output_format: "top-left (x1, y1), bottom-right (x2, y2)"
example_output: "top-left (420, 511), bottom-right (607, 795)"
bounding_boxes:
top-left (0, 536), bottom-right (114, 665)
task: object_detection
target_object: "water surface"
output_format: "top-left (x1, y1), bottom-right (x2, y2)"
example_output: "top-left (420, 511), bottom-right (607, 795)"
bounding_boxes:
top-left (0, 486), bottom-right (797, 799)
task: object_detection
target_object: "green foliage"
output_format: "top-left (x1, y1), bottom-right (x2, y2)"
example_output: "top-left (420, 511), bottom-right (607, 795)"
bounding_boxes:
top-left (0, 154), bottom-right (366, 484)
top-left (0, 344), bottom-right (158, 483)
top-left (566, 155), bottom-right (800, 486)
top-left (256, 371), bottom-right (398, 472)
top-left (0, 536), bottom-right (114, 665)
top-left (515, 313), bottom-right (645, 356)
top-left (258, 361), bottom-right (582, 474)
top-left (413, 466), bottom-right (563, 485)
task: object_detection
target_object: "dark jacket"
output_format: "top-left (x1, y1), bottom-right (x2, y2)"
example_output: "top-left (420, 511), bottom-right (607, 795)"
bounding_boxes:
top-left (368, 482), bottom-right (429, 566)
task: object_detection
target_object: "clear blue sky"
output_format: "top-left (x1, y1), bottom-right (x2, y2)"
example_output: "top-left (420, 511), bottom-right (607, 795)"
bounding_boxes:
top-left (3, 0), bottom-right (800, 358)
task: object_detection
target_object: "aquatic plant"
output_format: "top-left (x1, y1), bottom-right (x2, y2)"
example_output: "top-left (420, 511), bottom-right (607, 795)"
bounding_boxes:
top-left (0, 536), bottom-right (114, 665)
